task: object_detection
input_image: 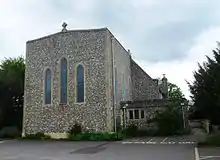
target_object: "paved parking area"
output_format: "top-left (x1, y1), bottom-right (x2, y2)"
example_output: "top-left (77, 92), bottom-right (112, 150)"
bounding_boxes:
top-left (0, 140), bottom-right (196, 160)
top-left (198, 147), bottom-right (220, 160)
top-left (122, 136), bottom-right (196, 145)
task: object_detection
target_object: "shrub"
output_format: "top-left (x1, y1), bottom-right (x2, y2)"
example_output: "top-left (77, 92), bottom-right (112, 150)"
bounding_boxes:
top-left (23, 132), bottom-right (51, 140)
top-left (0, 126), bottom-right (21, 139)
top-left (68, 132), bottom-right (123, 141)
top-left (198, 134), bottom-right (220, 146)
top-left (69, 123), bottom-right (82, 135)
top-left (153, 106), bottom-right (184, 136)
top-left (116, 121), bottom-right (122, 133)
top-left (122, 123), bottom-right (158, 137)
top-left (123, 124), bottom-right (138, 137)
top-left (137, 128), bottom-right (158, 137)
top-left (69, 133), bottom-right (85, 141)
top-left (122, 126), bottom-right (158, 137)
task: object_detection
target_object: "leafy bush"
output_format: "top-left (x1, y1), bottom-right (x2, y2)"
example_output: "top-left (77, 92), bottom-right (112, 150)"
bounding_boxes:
top-left (0, 133), bottom-right (17, 139)
top-left (122, 106), bottom-right (189, 137)
top-left (123, 126), bottom-right (158, 137)
top-left (0, 126), bottom-right (21, 139)
top-left (68, 133), bottom-right (84, 141)
top-left (153, 106), bottom-right (184, 136)
top-left (138, 128), bottom-right (158, 137)
top-left (198, 134), bottom-right (220, 146)
top-left (123, 124), bottom-right (138, 137)
top-left (116, 121), bottom-right (122, 133)
top-left (69, 123), bottom-right (82, 135)
top-left (23, 132), bottom-right (51, 140)
top-left (68, 132), bottom-right (123, 141)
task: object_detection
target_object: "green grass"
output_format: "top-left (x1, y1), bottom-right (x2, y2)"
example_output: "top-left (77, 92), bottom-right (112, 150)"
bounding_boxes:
top-left (68, 132), bottom-right (124, 141)
top-left (198, 134), bottom-right (220, 146)
top-left (20, 132), bottom-right (124, 141)
top-left (21, 132), bottom-right (51, 140)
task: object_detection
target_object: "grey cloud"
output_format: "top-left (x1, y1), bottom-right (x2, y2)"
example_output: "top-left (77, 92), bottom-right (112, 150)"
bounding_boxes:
top-left (1, 0), bottom-right (220, 63)
top-left (91, 0), bottom-right (220, 62)
top-left (137, 20), bottom-right (214, 62)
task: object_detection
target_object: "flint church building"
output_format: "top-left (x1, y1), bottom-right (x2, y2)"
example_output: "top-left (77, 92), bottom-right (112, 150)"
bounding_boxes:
top-left (22, 23), bottom-right (167, 138)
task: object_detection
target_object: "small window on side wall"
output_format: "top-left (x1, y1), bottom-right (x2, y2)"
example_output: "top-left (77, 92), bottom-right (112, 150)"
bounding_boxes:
top-left (129, 110), bottom-right (133, 119)
top-left (134, 110), bottom-right (139, 119)
top-left (141, 110), bottom-right (145, 119)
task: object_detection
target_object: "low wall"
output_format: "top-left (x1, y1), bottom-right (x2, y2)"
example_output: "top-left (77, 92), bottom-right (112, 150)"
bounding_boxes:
top-left (45, 133), bottom-right (68, 139)
top-left (189, 120), bottom-right (202, 128)
top-left (189, 119), bottom-right (210, 134)
top-left (211, 125), bottom-right (220, 134)
top-left (202, 120), bottom-right (210, 133)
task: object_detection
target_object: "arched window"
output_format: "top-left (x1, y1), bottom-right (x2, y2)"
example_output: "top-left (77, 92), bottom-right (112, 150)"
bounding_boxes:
top-left (76, 64), bottom-right (84, 103)
top-left (45, 68), bottom-right (52, 104)
top-left (60, 58), bottom-right (67, 104)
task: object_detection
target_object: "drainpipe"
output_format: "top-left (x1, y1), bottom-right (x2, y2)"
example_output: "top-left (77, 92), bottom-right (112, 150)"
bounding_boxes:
top-left (122, 104), bottom-right (127, 129)
top-left (110, 35), bottom-right (117, 132)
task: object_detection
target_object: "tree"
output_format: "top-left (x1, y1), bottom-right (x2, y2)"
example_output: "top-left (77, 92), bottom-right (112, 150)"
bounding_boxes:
top-left (0, 56), bottom-right (25, 130)
top-left (187, 46), bottom-right (220, 124)
top-left (168, 82), bottom-right (185, 101)
top-left (154, 105), bottom-right (184, 135)
top-left (158, 76), bottom-right (185, 101)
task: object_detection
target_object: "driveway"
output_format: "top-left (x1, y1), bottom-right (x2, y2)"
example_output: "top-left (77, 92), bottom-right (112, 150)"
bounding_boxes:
top-left (0, 139), bottom-right (196, 160)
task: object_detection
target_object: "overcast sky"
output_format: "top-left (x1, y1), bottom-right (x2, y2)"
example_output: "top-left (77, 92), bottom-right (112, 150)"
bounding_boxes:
top-left (1, 0), bottom-right (220, 99)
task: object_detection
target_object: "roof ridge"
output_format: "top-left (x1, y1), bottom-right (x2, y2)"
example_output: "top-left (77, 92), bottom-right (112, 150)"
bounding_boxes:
top-left (27, 27), bottom-right (108, 43)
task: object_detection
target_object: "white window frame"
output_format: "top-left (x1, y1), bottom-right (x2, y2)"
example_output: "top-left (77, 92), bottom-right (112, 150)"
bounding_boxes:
top-left (128, 109), bottom-right (146, 120)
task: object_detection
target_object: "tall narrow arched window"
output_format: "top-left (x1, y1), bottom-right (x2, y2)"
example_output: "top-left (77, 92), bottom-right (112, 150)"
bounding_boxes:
top-left (45, 68), bottom-right (52, 104)
top-left (76, 64), bottom-right (84, 103)
top-left (60, 58), bottom-right (67, 104)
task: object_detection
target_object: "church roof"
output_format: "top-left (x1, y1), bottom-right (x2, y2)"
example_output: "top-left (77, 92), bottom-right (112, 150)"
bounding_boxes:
top-left (120, 98), bottom-right (188, 109)
top-left (27, 27), bottom-right (109, 44)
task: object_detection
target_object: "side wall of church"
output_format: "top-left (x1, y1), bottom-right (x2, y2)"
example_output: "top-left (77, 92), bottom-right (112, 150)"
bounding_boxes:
top-left (112, 36), bottom-right (132, 108)
top-left (105, 31), bottom-right (133, 128)
top-left (131, 60), bottom-right (160, 101)
top-left (23, 29), bottom-right (111, 135)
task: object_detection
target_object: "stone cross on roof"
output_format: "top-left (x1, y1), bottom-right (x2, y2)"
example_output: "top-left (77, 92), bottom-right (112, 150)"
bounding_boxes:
top-left (61, 22), bottom-right (68, 32)
top-left (162, 74), bottom-right (167, 80)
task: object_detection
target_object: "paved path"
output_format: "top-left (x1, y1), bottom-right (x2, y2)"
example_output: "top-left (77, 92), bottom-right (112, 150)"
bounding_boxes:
top-left (0, 139), bottom-right (196, 160)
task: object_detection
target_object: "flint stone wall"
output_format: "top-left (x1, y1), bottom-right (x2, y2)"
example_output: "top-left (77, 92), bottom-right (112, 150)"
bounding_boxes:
top-left (23, 27), bottom-right (163, 135)
top-left (23, 28), bottom-right (112, 134)
top-left (131, 60), bottom-right (160, 101)
top-left (126, 107), bottom-right (165, 129)
top-left (121, 99), bottom-right (184, 129)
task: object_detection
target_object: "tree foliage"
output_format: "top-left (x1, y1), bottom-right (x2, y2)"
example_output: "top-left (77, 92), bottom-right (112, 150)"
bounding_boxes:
top-left (188, 47), bottom-right (220, 124)
top-left (0, 56), bottom-right (25, 130)
top-left (168, 82), bottom-right (185, 100)
top-left (154, 106), bottom-right (184, 135)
